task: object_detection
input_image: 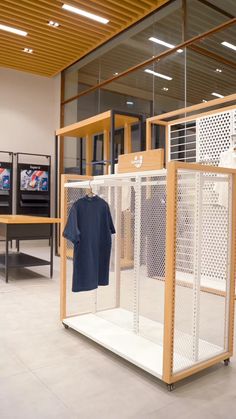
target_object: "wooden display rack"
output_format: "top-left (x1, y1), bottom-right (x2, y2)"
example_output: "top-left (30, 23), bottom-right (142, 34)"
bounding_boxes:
top-left (60, 161), bottom-right (236, 389)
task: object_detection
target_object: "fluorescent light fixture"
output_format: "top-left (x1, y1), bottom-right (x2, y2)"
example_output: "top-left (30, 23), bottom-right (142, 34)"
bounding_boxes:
top-left (212, 92), bottom-right (224, 99)
top-left (113, 72), bottom-right (119, 76)
top-left (126, 101), bottom-right (134, 105)
top-left (221, 41), bottom-right (236, 51)
top-left (23, 48), bottom-right (33, 54)
top-left (149, 37), bottom-right (183, 53)
top-left (62, 4), bottom-right (109, 24)
top-left (48, 20), bottom-right (60, 27)
top-left (144, 68), bottom-right (172, 81)
top-left (0, 24), bottom-right (27, 36)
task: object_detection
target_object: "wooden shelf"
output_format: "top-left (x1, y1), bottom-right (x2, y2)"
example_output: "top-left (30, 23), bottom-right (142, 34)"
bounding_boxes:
top-left (56, 110), bottom-right (139, 138)
top-left (0, 215), bottom-right (61, 224)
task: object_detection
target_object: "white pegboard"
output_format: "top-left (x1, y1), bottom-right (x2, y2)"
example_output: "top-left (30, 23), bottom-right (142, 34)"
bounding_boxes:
top-left (173, 170), bottom-right (232, 373)
top-left (197, 110), bottom-right (233, 165)
top-left (233, 109), bottom-right (236, 135)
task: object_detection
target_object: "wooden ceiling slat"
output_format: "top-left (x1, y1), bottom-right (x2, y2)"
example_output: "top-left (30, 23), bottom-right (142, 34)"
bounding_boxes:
top-left (0, 10), bottom-right (99, 47)
top-left (4, 0), bottom-right (116, 36)
top-left (0, 32), bottom-right (84, 59)
top-left (71, 0), bottom-right (144, 17)
top-left (123, 0), bottom-right (153, 9)
top-left (52, 0), bottom-right (134, 24)
top-left (0, 55), bottom-right (57, 73)
top-left (0, 42), bottom-right (76, 66)
top-left (0, 13), bottom-right (98, 51)
top-left (0, 0), bottom-right (172, 76)
top-left (24, 0), bottom-right (123, 28)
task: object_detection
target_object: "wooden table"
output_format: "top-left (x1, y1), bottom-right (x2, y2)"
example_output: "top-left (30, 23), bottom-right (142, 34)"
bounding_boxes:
top-left (0, 215), bottom-right (61, 282)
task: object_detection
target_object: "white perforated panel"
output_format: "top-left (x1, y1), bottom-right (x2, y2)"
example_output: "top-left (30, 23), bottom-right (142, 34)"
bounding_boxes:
top-left (173, 169), bottom-right (232, 374)
top-left (233, 109), bottom-right (236, 135)
top-left (197, 111), bottom-right (232, 165)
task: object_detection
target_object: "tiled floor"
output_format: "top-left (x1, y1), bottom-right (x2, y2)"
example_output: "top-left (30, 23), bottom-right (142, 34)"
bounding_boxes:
top-left (0, 243), bottom-right (235, 419)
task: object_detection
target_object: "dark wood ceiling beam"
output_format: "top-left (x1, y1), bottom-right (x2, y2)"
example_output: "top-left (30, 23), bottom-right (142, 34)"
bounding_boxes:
top-left (197, 0), bottom-right (234, 19)
top-left (189, 44), bottom-right (236, 70)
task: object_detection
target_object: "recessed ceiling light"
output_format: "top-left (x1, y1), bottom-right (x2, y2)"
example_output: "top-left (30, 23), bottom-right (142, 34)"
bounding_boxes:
top-left (149, 37), bottom-right (183, 53)
top-left (144, 68), bottom-right (172, 81)
top-left (113, 72), bottom-right (119, 76)
top-left (48, 20), bottom-right (60, 27)
top-left (221, 41), bottom-right (236, 51)
top-left (62, 4), bottom-right (109, 24)
top-left (0, 24), bottom-right (27, 37)
top-left (212, 92), bottom-right (224, 99)
top-left (23, 48), bottom-right (33, 54)
top-left (126, 101), bottom-right (134, 105)
top-left (202, 99), bottom-right (207, 103)
top-left (215, 68), bottom-right (222, 73)
top-left (162, 87), bottom-right (169, 91)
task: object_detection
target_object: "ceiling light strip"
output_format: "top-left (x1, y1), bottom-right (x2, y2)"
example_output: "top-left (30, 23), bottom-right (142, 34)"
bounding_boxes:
top-left (144, 68), bottom-right (172, 81)
top-left (0, 24), bottom-right (27, 36)
top-left (221, 41), bottom-right (236, 51)
top-left (149, 37), bottom-right (183, 53)
top-left (211, 92), bottom-right (224, 98)
top-left (62, 4), bottom-right (109, 24)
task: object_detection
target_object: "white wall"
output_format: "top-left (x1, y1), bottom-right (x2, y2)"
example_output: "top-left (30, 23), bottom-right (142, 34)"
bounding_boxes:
top-left (0, 68), bottom-right (61, 214)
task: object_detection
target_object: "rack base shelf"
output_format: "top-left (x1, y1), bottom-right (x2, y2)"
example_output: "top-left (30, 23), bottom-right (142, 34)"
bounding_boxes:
top-left (63, 308), bottom-right (223, 381)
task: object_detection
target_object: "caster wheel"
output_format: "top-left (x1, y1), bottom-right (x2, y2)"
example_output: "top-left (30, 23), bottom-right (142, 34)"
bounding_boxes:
top-left (224, 358), bottom-right (230, 366)
top-left (63, 322), bottom-right (69, 329)
top-left (167, 383), bottom-right (175, 392)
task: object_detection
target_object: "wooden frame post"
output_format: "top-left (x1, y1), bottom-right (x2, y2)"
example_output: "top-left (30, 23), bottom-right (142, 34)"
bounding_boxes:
top-left (103, 129), bottom-right (110, 175)
top-left (228, 173), bottom-right (236, 354)
top-left (86, 134), bottom-right (93, 176)
top-left (163, 161), bottom-right (178, 383)
top-left (60, 174), bottom-right (67, 321)
top-left (124, 123), bottom-right (132, 154)
top-left (146, 120), bottom-right (152, 150)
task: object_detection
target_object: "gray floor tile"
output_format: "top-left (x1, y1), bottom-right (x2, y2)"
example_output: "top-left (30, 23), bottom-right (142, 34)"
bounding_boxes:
top-left (0, 371), bottom-right (73, 419)
top-left (0, 243), bottom-right (236, 419)
top-left (0, 344), bottom-right (28, 379)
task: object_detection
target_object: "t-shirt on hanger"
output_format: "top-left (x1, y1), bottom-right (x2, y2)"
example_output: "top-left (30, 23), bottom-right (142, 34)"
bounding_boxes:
top-left (63, 195), bottom-right (116, 292)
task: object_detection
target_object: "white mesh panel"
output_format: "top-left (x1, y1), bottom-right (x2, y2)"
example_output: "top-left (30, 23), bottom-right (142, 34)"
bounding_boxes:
top-left (197, 111), bottom-right (232, 165)
top-left (173, 170), bottom-right (232, 374)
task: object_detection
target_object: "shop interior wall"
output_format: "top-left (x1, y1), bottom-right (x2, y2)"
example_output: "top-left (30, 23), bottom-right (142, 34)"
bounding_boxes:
top-left (0, 67), bottom-right (61, 215)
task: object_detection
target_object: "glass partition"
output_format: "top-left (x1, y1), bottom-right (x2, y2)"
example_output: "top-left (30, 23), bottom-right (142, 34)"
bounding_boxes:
top-left (61, 0), bottom-right (236, 174)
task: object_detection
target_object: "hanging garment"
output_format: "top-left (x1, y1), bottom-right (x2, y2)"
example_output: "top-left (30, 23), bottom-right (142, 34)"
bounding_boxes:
top-left (63, 195), bottom-right (115, 292)
top-left (215, 148), bottom-right (236, 207)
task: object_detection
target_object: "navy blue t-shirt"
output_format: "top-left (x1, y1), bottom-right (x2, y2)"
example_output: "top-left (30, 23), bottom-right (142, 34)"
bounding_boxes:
top-left (63, 195), bottom-right (115, 292)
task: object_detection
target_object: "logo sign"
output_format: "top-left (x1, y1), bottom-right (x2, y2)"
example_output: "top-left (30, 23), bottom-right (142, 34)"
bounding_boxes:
top-left (30, 165), bottom-right (41, 170)
top-left (131, 155), bottom-right (143, 169)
